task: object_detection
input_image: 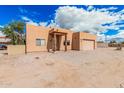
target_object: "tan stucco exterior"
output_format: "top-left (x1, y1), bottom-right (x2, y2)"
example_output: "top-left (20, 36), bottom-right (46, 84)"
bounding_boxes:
top-left (26, 24), bottom-right (50, 52)
top-left (26, 24), bottom-right (97, 52)
top-left (72, 32), bottom-right (80, 50)
top-left (72, 32), bottom-right (97, 50)
top-left (7, 45), bottom-right (25, 55)
top-left (26, 24), bottom-right (73, 52)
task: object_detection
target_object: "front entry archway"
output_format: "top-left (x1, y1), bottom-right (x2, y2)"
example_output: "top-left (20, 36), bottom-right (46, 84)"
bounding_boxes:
top-left (48, 28), bottom-right (68, 52)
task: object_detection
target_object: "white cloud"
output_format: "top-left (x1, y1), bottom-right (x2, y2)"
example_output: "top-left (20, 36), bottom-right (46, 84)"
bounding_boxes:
top-left (20, 6), bottom-right (124, 42)
top-left (0, 25), bottom-right (3, 28)
top-left (21, 16), bottom-right (39, 26)
top-left (47, 20), bottom-right (59, 27)
top-left (54, 6), bottom-right (120, 34)
top-left (21, 16), bottom-right (30, 21)
top-left (21, 16), bottom-right (49, 27)
top-left (97, 30), bottom-right (124, 42)
top-left (108, 6), bottom-right (118, 10)
top-left (96, 30), bottom-right (124, 43)
top-left (0, 25), bottom-right (5, 37)
top-left (18, 8), bottom-right (28, 14)
top-left (53, 6), bottom-right (124, 41)
top-left (87, 5), bottom-right (95, 11)
top-left (19, 7), bottom-right (41, 16)
top-left (116, 30), bottom-right (124, 38)
top-left (97, 33), bottom-right (106, 41)
top-left (39, 22), bottom-right (48, 26)
top-left (97, 6), bottom-right (118, 12)
top-left (108, 30), bottom-right (124, 39)
top-left (0, 31), bottom-right (5, 37)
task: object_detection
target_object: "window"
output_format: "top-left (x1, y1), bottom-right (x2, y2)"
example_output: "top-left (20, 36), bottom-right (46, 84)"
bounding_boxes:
top-left (64, 40), bottom-right (70, 46)
top-left (36, 39), bottom-right (45, 46)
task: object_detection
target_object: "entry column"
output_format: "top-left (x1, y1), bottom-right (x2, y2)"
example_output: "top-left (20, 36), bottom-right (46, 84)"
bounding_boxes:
top-left (65, 34), bottom-right (67, 51)
top-left (53, 33), bottom-right (56, 52)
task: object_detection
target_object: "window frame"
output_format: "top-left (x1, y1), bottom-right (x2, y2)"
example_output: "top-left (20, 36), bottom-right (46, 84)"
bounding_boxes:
top-left (36, 38), bottom-right (46, 46)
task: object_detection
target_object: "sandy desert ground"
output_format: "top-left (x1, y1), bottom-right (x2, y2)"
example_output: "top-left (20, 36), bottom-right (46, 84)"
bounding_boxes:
top-left (0, 48), bottom-right (124, 88)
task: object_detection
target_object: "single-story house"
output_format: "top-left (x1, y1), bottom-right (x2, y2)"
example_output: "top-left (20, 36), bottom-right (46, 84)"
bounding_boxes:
top-left (25, 24), bottom-right (97, 53)
top-left (7, 24), bottom-right (97, 55)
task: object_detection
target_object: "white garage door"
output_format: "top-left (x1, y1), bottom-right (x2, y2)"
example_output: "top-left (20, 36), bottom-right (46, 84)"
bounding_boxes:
top-left (81, 40), bottom-right (94, 50)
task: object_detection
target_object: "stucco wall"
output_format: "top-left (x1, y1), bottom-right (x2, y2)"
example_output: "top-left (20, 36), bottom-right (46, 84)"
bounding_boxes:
top-left (72, 32), bottom-right (80, 50)
top-left (57, 28), bottom-right (73, 51)
top-left (26, 24), bottom-right (73, 52)
top-left (26, 24), bottom-right (97, 52)
top-left (72, 32), bottom-right (97, 50)
top-left (79, 32), bottom-right (96, 40)
top-left (26, 24), bottom-right (50, 52)
top-left (79, 32), bottom-right (97, 49)
top-left (7, 45), bottom-right (25, 55)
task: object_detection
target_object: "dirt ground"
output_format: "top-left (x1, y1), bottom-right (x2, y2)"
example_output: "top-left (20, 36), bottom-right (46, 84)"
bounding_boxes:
top-left (0, 48), bottom-right (124, 88)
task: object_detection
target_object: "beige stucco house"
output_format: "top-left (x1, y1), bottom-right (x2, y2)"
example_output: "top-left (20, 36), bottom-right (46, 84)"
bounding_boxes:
top-left (25, 24), bottom-right (97, 53)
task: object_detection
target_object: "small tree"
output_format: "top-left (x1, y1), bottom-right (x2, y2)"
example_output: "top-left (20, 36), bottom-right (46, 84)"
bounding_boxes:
top-left (1, 21), bottom-right (25, 45)
top-left (97, 41), bottom-right (104, 43)
top-left (109, 40), bottom-right (117, 44)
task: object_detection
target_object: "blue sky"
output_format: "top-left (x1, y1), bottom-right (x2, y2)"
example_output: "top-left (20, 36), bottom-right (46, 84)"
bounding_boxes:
top-left (0, 5), bottom-right (124, 25)
top-left (0, 5), bottom-right (124, 41)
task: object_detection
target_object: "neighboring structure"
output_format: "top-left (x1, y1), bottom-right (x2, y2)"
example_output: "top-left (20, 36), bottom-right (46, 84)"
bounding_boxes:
top-left (26, 24), bottom-right (97, 53)
top-left (0, 31), bottom-right (11, 44)
top-left (0, 36), bottom-right (11, 44)
top-left (97, 42), bottom-right (108, 48)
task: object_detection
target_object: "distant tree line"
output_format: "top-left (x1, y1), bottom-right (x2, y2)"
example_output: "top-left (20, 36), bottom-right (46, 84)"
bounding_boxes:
top-left (97, 40), bottom-right (124, 47)
top-left (109, 40), bottom-right (124, 47)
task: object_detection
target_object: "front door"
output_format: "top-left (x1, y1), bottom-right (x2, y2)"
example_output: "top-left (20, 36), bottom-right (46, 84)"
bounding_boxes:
top-left (56, 35), bottom-right (61, 51)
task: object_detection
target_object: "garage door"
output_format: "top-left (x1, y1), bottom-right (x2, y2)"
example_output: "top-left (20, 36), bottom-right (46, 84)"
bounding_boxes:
top-left (81, 40), bottom-right (94, 50)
